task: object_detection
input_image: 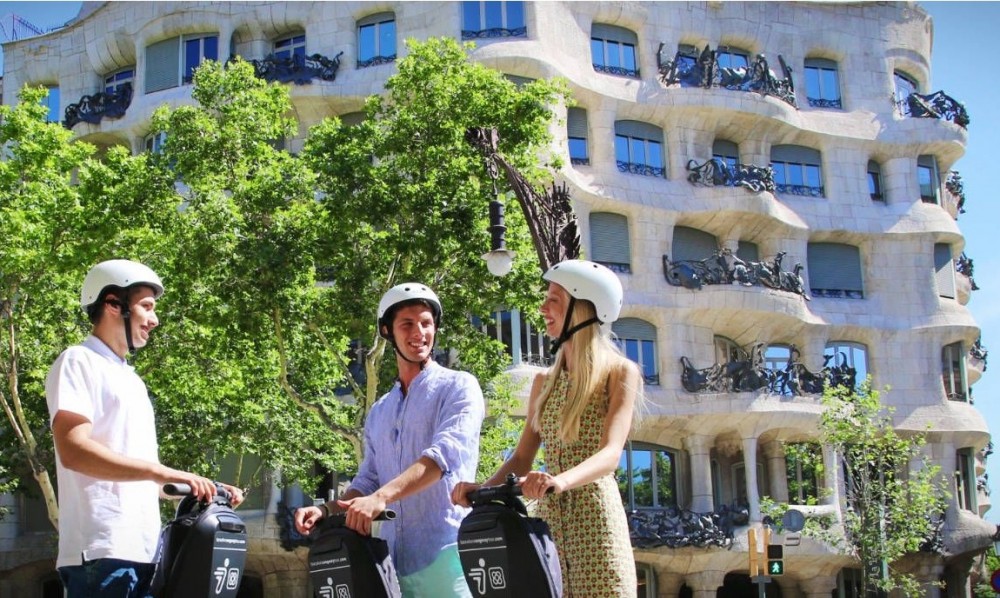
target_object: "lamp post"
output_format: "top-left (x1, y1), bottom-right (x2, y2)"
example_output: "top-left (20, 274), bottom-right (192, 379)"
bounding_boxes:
top-left (466, 127), bottom-right (580, 276)
top-left (482, 196), bottom-right (515, 276)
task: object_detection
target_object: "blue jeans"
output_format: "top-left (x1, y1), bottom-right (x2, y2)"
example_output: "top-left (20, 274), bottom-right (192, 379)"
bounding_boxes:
top-left (58, 558), bottom-right (156, 598)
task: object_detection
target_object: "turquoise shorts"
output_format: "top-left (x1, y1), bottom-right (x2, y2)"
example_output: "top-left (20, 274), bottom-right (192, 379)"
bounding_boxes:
top-left (399, 544), bottom-right (472, 598)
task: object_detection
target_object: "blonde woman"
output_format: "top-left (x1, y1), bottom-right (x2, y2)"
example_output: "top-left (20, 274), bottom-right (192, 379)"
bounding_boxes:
top-left (453, 259), bottom-right (643, 597)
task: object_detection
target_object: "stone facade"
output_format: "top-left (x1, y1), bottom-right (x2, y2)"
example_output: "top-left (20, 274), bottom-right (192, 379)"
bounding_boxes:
top-left (1, 2), bottom-right (991, 597)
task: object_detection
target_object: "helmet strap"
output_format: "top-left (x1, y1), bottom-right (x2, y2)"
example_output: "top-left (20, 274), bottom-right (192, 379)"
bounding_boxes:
top-left (550, 297), bottom-right (601, 354)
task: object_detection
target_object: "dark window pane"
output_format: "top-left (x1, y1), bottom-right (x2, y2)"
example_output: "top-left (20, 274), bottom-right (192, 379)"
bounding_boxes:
top-left (615, 135), bottom-right (630, 163)
top-left (203, 35), bottom-right (218, 61)
top-left (507, 1), bottom-right (524, 28)
top-left (463, 1), bottom-right (480, 31)
top-left (591, 38), bottom-right (605, 66)
top-left (484, 1), bottom-right (503, 29)
top-left (359, 24), bottom-right (376, 61)
top-left (380, 20), bottom-right (396, 56)
top-left (568, 137), bottom-right (588, 160)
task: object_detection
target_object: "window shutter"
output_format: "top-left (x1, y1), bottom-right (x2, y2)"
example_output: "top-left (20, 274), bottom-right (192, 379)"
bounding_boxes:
top-left (771, 144), bottom-right (821, 164)
top-left (591, 23), bottom-right (637, 45)
top-left (504, 74), bottom-right (534, 87)
top-left (590, 212), bottom-right (630, 267)
top-left (339, 111), bottom-right (366, 127)
top-left (615, 120), bottom-right (662, 143)
top-left (671, 226), bottom-right (718, 262)
top-left (712, 140), bottom-right (739, 160)
top-left (567, 107), bottom-right (588, 139)
top-left (145, 36), bottom-right (179, 93)
top-left (934, 243), bottom-right (956, 299)
top-left (804, 57), bottom-right (837, 70)
top-left (613, 317), bottom-right (655, 341)
top-left (807, 243), bottom-right (863, 293)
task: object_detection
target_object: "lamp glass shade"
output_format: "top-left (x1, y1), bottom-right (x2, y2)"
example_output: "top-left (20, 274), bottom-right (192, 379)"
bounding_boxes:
top-left (482, 249), bottom-right (515, 276)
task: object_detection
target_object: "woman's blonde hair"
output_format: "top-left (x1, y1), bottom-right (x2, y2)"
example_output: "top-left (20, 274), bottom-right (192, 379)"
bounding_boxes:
top-left (529, 292), bottom-right (644, 442)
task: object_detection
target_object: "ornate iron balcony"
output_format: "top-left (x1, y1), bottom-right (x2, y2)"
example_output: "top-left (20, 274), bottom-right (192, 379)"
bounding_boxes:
top-left (461, 26), bottom-right (527, 40)
top-left (594, 63), bottom-right (640, 78)
top-left (663, 249), bottom-right (809, 299)
top-left (658, 44), bottom-right (797, 108)
top-left (617, 160), bottom-right (664, 177)
top-left (971, 337), bottom-right (989, 372)
top-left (686, 158), bottom-right (775, 193)
top-left (627, 505), bottom-right (742, 549)
top-left (956, 252), bottom-right (980, 291)
top-left (807, 97), bottom-right (842, 109)
top-left (897, 90), bottom-right (970, 129)
top-left (63, 83), bottom-right (133, 129)
top-left (810, 288), bottom-right (863, 299)
top-left (570, 157), bottom-right (590, 166)
top-left (946, 170), bottom-right (966, 215)
top-left (680, 342), bottom-right (858, 395)
top-left (248, 52), bottom-right (344, 85)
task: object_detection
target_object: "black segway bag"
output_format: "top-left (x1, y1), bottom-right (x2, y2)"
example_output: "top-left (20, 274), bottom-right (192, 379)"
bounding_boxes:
top-left (151, 484), bottom-right (248, 598)
top-left (458, 477), bottom-right (562, 597)
top-left (307, 512), bottom-right (401, 598)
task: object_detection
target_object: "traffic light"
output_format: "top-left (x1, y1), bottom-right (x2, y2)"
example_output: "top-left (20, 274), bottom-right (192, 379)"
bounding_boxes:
top-left (767, 544), bottom-right (784, 576)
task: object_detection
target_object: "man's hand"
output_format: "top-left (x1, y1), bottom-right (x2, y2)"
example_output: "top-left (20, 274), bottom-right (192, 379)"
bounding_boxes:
top-left (450, 481), bottom-right (482, 508)
top-left (336, 494), bottom-right (387, 536)
top-left (294, 505), bottom-right (324, 535)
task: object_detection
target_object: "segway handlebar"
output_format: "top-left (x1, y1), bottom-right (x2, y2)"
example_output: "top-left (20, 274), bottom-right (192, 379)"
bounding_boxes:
top-left (466, 473), bottom-right (553, 505)
top-left (162, 482), bottom-right (232, 500)
top-left (323, 508), bottom-right (397, 527)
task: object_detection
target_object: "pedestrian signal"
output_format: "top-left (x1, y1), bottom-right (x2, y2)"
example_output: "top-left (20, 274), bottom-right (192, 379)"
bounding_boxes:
top-left (767, 544), bottom-right (784, 576)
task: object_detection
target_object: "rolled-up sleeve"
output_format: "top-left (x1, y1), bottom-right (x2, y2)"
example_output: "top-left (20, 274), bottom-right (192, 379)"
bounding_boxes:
top-left (422, 372), bottom-right (484, 478)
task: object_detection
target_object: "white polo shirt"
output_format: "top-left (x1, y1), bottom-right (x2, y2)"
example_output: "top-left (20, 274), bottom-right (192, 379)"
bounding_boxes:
top-left (46, 335), bottom-right (162, 568)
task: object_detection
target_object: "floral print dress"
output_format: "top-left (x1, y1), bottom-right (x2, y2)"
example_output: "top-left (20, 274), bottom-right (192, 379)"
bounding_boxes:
top-left (536, 370), bottom-right (636, 597)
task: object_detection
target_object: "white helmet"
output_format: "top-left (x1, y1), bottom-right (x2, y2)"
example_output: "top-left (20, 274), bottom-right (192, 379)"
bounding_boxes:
top-left (543, 260), bottom-right (623, 323)
top-left (81, 259), bottom-right (164, 308)
top-left (377, 282), bottom-right (442, 339)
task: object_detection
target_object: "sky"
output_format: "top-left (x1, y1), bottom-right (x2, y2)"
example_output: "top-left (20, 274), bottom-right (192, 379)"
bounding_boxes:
top-left (3, 1), bottom-right (1000, 518)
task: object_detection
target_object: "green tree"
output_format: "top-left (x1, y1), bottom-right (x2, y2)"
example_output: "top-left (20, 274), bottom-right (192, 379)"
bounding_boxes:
top-left (302, 36), bottom-right (568, 480)
top-left (820, 380), bottom-right (948, 596)
top-left (0, 86), bottom-right (174, 527)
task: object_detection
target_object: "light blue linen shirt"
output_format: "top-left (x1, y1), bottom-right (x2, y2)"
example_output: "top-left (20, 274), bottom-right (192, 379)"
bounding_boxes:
top-left (347, 361), bottom-right (485, 576)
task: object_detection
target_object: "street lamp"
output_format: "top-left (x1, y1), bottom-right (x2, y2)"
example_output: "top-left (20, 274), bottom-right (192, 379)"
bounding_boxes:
top-left (482, 196), bottom-right (515, 276)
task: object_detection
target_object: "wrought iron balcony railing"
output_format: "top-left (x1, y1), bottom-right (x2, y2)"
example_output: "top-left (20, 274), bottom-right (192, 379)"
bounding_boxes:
top-left (971, 337), bottom-right (989, 372)
top-left (461, 26), bottom-right (527, 40)
top-left (896, 90), bottom-right (970, 129)
top-left (247, 52), bottom-right (344, 85)
top-left (956, 252), bottom-right (980, 291)
top-left (358, 54), bottom-right (396, 69)
top-left (774, 182), bottom-right (825, 197)
top-left (680, 343), bottom-right (858, 395)
top-left (658, 43), bottom-right (797, 108)
top-left (627, 505), bottom-right (742, 549)
top-left (663, 249), bottom-right (809, 299)
top-left (946, 170), bottom-right (966, 216)
top-left (686, 158), bottom-right (775, 193)
top-left (63, 83), bottom-right (133, 129)
top-left (617, 160), bottom-right (664, 178)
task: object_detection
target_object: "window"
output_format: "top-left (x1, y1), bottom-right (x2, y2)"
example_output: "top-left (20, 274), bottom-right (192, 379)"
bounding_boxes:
top-left (942, 341), bottom-right (968, 402)
top-left (462, 1), bottom-right (526, 39)
top-left (145, 34), bottom-right (219, 93)
top-left (917, 155), bottom-right (939, 204)
top-left (339, 111), bottom-right (367, 127)
top-left (733, 461), bottom-right (765, 506)
top-left (835, 568), bottom-right (864, 598)
top-left (591, 24), bottom-right (639, 78)
top-left (104, 68), bottom-right (134, 94)
top-left (618, 442), bottom-right (677, 509)
top-left (934, 243), bottom-right (956, 299)
top-left (893, 70), bottom-right (918, 113)
top-left (956, 448), bottom-right (976, 511)
top-left (636, 562), bottom-right (656, 598)
top-left (274, 33), bottom-right (306, 60)
top-left (715, 336), bottom-right (742, 366)
top-left (482, 309), bottom-right (552, 367)
top-left (823, 341), bottom-right (868, 389)
top-left (807, 242), bottom-right (864, 299)
top-left (144, 131), bottom-right (167, 154)
top-left (712, 139), bottom-right (740, 170)
top-left (867, 160), bottom-right (884, 201)
top-left (785, 442), bottom-right (823, 504)
top-left (614, 120), bottom-right (664, 177)
top-left (765, 344), bottom-right (793, 395)
top-left (613, 318), bottom-right (658, 385)
top-left (567, 107), bottom-right (589, 165)
top-left (717, 46), bottom-right (750, 71)
top-left (771, 145), bottom-right (824, 197)
top-left (803, 58), bottom-right (842, 108)
top-left (589, 212), bottom-right (631, 273)
top-left (43, 86), bottom-right (60, 122)
top-left (357, 12), bottom-right (396, 68)
top-left (671, 226), bottom-right (717, 262)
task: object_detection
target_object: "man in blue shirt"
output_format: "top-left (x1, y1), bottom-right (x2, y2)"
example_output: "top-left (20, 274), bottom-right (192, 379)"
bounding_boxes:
top-left (295, 283), bottom-right (483, 596)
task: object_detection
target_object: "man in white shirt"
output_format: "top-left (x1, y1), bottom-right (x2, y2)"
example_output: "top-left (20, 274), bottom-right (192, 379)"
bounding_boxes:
top-left (46, 259), bottom-right (243, 598)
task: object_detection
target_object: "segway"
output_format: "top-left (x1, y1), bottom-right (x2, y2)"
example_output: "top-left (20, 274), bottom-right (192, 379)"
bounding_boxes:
top-left (458, 474), bottom-right (562, 597)
top-left (150, 482), bottom-right (248, 598)
top-left (307, 508), bottom-right (401, 598)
